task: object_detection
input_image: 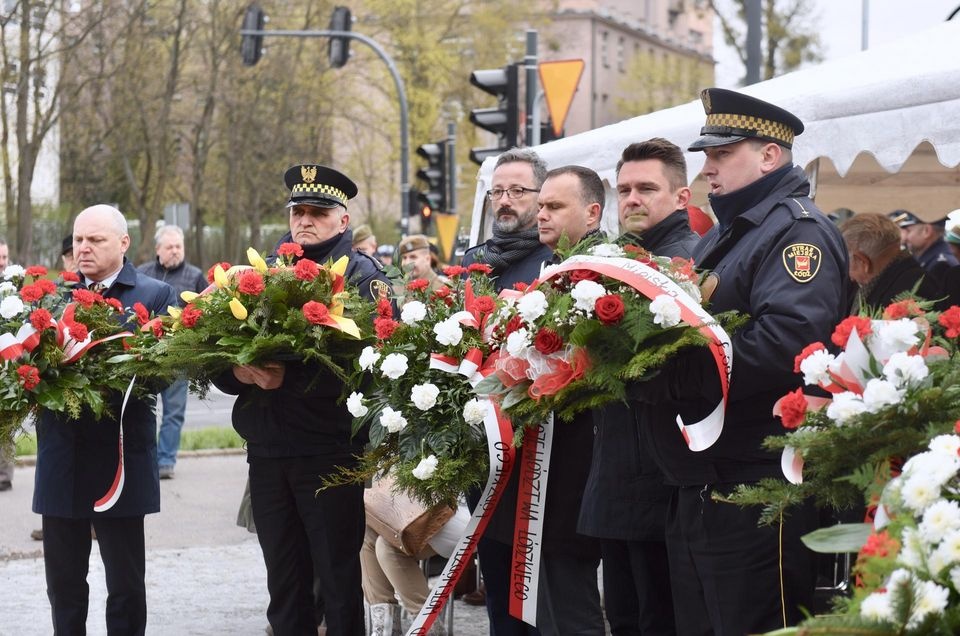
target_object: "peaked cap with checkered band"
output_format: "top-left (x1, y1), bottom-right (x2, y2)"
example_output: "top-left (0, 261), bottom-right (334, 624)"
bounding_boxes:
top-left (688, 88), bottom-right (804, 152)
top-left (284, 164), bottom-right (358, 209)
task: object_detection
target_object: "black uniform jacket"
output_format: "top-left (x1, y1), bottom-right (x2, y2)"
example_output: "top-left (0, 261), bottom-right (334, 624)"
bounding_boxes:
top-left (640, 165), bottom-right (849, 486)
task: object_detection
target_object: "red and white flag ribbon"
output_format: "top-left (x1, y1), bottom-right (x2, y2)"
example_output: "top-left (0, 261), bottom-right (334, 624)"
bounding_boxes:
top-left (93, 374), bottom-right (138, 512)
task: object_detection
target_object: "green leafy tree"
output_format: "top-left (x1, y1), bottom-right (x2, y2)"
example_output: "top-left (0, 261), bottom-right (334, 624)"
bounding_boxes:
top-left (615, 49), bottom-right (713, 119)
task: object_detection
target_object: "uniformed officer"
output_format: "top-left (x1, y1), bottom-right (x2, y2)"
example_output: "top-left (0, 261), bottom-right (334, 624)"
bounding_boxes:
top-left (213, 164), bottom-right (391, 635)
top-left (635, 88), bottom-right (849, 634)
top-left (889, 209), bottom-right (958, 281)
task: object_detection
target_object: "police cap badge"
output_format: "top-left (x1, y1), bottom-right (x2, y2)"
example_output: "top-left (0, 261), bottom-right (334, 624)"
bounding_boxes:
top-left (284, 164), bottom-right (358, 209)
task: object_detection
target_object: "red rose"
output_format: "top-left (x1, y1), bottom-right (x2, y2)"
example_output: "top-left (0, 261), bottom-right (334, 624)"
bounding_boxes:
top-left (467, 263), bottom-right (493, 275)
top-left (71, 289), bottom-right (97, 308)
top-left (569, 269), bottom-right (601, 284)
top-left (60, 271), bottom-right (80, 283)
top-left (406, 279), bottom-right (430, 291)
top-left (133, 302), bottom-right (149, 325)
top-left (374, 317), bottom-right (399, 340)
top-left (473, 296), bottom-right (496, 315)
top-left (504, 315), bottom-right (524, 337)
top-left (277, 242), bottom-right (304, 258)
top-left (793, 342), bottom-right (826, 374)
top-left (831, 316), bottom-right (872, 347)
top-left (293, 258), bottom-right (320, 281)
top-left (776, 388), bottom-right (809, 429)
top-left (534, 327), bottom-right (563, 354)
top-left (939, 306), bottom-right (960, 338)
top-left (69, 321), bottom-right (89, 341)
top-left (883, 299), bottom-right (922, 320)
top-left (25, 265), bottom-right (47, 277)
top-left (17, 364), bottom-right (40, 390)
top-left (237, 270), bottom-right (265, 295)
top-left (377, 298), bottom-right (394, 318)
top-left (105, 298), bottom-right (123, 312)
top-left (528, 348), bottom-right (590, 399)
top-left (495, 355), bottom-right (532, 388)
top-left (29, 308), bottom-right (52, 331)
top-left (513, 282), bottom-right (529, 292)
top-left (180, 304), bottom-right (203, 328)
top-left (442, 265), bottom-right (468, 278)
top-left (595, 294), bottom-right (625, 324)
top-left (303, 301), bottom-right (330, 325)
top-left (206, 262), bottom-right (231, 283)
top-left (20, 284), bottom-right (43, 302)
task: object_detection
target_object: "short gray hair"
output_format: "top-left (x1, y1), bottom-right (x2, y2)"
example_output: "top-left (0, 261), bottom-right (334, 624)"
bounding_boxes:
top-left (495, 148), bottom-right (548, 188)
top-left (154, 224), bottom-right (185, 246)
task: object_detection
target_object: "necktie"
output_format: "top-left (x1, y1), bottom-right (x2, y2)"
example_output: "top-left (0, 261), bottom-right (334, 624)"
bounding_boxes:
top-left (89, 282), bottom-right (107, 295)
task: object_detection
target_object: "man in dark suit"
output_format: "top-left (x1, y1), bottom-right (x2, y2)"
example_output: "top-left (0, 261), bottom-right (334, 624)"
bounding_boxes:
top-left (33, 204), bottom-right (177, 635)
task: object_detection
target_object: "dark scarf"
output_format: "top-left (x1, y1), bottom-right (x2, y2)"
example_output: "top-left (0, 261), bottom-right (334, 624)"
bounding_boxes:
top-left (274, 229), bottom-right (353, 264)
top-left (482, 226), bottom-right (543, 274)
top-left (709, 163), bottom-right (793, 233)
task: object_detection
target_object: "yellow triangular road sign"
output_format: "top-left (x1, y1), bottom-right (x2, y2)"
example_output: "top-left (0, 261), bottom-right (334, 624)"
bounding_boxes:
top-left (539, 59), bottom-right (585, 138)
top-left (434, 213), bottom-right (460, 263)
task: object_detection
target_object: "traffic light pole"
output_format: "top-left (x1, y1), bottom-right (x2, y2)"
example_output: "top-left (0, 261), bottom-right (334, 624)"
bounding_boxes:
top-left (524, 30), bottom-right (538, 147)
top-left (239, 28), bottom-right (411, 227)
top-left (446, 122), bottom-right (456, 214)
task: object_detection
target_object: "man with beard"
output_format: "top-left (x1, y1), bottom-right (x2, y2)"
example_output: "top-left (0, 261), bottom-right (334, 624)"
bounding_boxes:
top-left (578, 138), bottom-right (699, 635)
top-left (213, 164), bottom-right (390, 635)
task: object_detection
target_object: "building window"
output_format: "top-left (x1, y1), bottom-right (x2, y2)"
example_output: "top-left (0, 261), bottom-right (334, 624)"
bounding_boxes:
top-left (601, 30), bottom-right (609, 69)
top-left (618, 36), bottom-right (625, 73)
top-left (689, 30), bottom-right (703, 46)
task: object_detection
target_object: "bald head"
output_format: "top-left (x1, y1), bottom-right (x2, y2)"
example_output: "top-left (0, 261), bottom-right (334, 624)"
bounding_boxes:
top-left (73, 205), bottom-right (130, 282)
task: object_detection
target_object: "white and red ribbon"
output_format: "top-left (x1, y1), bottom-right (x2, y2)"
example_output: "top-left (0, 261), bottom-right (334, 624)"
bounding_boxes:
top-left (93, 374), bottom-right (138, 512)
top-left (428, 348), bottom-right (489, 387)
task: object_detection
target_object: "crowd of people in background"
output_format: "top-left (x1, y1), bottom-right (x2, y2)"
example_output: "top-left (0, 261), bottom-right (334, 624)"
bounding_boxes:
top-left (4, 84), bottom-right (960, 636)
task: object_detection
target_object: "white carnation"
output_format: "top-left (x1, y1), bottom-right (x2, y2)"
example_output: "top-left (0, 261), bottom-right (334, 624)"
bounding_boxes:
top-left (902, 451), bottom-right (960, 490)
top-left (649, 295), bottom-right (682, 328)
top-left (588, 243), bottom-right (624, 258)
top-left (0, 295), bottom-right (24, 319)
top-left (799, 349), bottom-right (836, 387)
top-left (2, 264), bottom-right (24, 280)
top-left (505, 329), bottom-right (531, 358)
top-left (433, 319), bottom-right (463, 347)
top-left (516, 290), bottom-right (548, 322)
top-left (825, 391), bottom-right (868, 425)
top-left (359, 346), bottom-right (381, 371)
top-left (882, 352), bottom-right (929, 387)
top-left (380, 353), bottom-right (409, 380)
top-left (929, 434), bottom-right (960, 459)
top-left (861, 378), bottom-right (904, 413)
top-left (463, 398), bottom-right (486, 426)
top-left (570, 280), bottom-right (606, 314)
top-left (908, 580), bottom-right (949, 628)
top-left (919, 500), bottom-right (960, 545)
top-left (410, 383), bottom-right (440, 411)
top-left (379, 407), bottom-right (408, 433)
top-left (400, 301), bottom-right (427, 325)
top-left (873, 319), bottom-right (922, 359)
top-left (346, 392), bottom-right (368, 418)
top-left (859, 590), bottom-right (894, 622)
top-left (0, 281), bottom-right (15, 296)
top-left (411, 455), bottom-right (439, 480)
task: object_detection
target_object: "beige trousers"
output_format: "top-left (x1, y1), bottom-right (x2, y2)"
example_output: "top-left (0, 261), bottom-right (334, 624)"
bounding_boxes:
top-left (360, 524), bottom-right (432, 614)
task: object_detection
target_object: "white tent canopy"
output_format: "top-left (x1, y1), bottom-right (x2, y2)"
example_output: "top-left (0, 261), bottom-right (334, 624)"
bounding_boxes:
top-left (470, 20), bottom-right (960, 241)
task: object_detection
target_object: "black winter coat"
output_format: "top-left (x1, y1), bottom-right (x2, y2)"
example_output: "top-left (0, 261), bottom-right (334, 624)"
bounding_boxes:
top-left (856, 254), bottom-right (945, 312)
top-left (461, 241), bottom-right (551, 292)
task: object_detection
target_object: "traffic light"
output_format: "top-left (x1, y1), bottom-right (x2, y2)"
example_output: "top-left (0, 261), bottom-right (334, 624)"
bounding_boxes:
top-left (328, 6), bottom-right (351, 69)
top-left (240, 3), bottom-right (266, 67)
top-left (468, 64), bottom-right (519, 165)
top-left (415, 141), bottom-right (446, 214)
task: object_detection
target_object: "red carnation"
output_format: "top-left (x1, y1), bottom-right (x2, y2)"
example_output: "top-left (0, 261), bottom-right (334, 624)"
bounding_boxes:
top-left (467, 263), bottom-right (493, 275)
top-left (406, 279), bottom-right (430, 291)
top-left (513, 282), bottom-right (529, 292)
top-left (72, 289), bottom-right (98, 308)
top-left (133, 302), bottom-right (149, 325)
top-left (777, 388), bottom-right (809, 429)
top-left (831, 316), bottom-right (872, 348)
top-left (37, 279), bottom-right (57, 295)
top-left (939, 306), bottom-right (960, 338)
top-left (293, 258), bottom-right (320, 281)
top-left (374, 317), bottom-right (399, 340)
top-left (25, 265), bottom-right (47, 278)
top-left (303, 301), bottom-right (330, 325)
top-left (670, 257), bottom-right (696, 281)
top-left (377, 298), bottom-right (394, 318)
top-left (793, 342), bottom-right (827, 374)
top-left (432, 286), bottom-right (451, 300)
top-left (569, 269), bottom-right (601, 284)
top-left (206, 262), bottom-right (231, 283)
top-left (105, 298), bottom-right (123, 312)
top-left (442, 265), bottom-right (468, 278)
top-left (60, 271), bottom-right (80, 283)
top-left (68, 321), bottom-right (89, 342)
top-left (955, 419), bottom-right (960, 435)
top-left (277, 242), bottom-right (304, 258)
top-left (237, 270), bottom-right (265, 296)
top-left (20, 284), bottom-right (44, 302)
top-left (29, 308), bottom-right (52, 331)
top-left (151, 321), bottom-right (165, 338)
top-left (534, 327), bottom-right (563, 354)
top-left (638, 258), bottom-right (660, 271)
top-left (474, 296), bottom-right (496, 315)
top-left (504, 314), bottom-right (524, 337)
top-left (883, 299), bottom-right (922, 320)
top-left (859, 530), bottom-right (898, 559)
top-left (180, 304), bottom-right (203, 328)
top-left (17, 364), bottom-right (40, 390)
top-left (595, 294), bottom-right (625, 325)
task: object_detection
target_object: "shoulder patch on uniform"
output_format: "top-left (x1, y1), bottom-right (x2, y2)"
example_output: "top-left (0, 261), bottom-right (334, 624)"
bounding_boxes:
top-left (782, 243), bottom-right (822, 283)
top-left (369, 279), bottom-right (391, 300)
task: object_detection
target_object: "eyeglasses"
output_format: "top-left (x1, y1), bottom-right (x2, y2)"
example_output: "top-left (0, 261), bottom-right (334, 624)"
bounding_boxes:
top-left (486, 186), bottom-right (540, 201)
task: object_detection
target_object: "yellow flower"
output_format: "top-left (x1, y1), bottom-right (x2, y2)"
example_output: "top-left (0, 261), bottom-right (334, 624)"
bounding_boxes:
top-left (247, 247), bottom-right (269, 273)
top-left (213, 265), bottom-right (229, 289)
top-left (180, 291), bottom-right (199, 303)
top-left (167, 306), bottom-right (183, 320)
top-left (330, 255), bottom-right (349, 277)
top-left (229, 298), bottom-right (248, 320)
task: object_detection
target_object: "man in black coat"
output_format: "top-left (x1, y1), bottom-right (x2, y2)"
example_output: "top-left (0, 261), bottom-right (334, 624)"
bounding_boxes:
top-left (34, 204), bottom-right (177, 635)
top-left (636, 89), bottom-right (849, 635)
top-left (213, 164), bottom-right (389, 636)
top-left (578, 138), bottom-right (700, 636)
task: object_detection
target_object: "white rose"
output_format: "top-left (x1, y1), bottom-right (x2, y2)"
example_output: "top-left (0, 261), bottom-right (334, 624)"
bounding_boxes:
top-left (358, 346), bottom-right (381, 371)
top-left (0, 295), bottom-right (24, 319)
top-left (516, 290), bottom-right (548, 322)
top-left (462, 398), bottom-right (486, 426)
top-left (380, 353), bottom-right (409, 380)
top-left (411, 455), bottom-right (439, 480)
top-left (589, 243), bottom-right (624, 258)
top-left (505, 328), bottom-right (531, 358)
top-left (570, 280), bottom-right (606, 314)
top-left (649, 295), bottom-right (681, 328)
top-left (861, 378), bottom-right (904, 413)
top-left (400, 301), bottom-right (427, 325)
top-left (825, 391), bottom-right (867, 425)
top-left (410, 383), bottom-right (440, 411)
top-left (799, 349), bottom-right (836, 387)
top-left (2, 264), bottom-right (24, 280)
top-left (379, 407), bottom-right (408, 433)
top-left (346, 392), bottom-right (368, 418)
top-left (882, 352), bottom-right (929, 387)
top-left (433, 319), bottom-right (463, 347)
